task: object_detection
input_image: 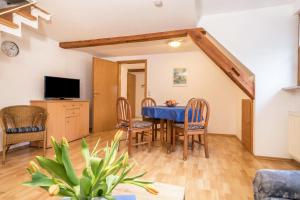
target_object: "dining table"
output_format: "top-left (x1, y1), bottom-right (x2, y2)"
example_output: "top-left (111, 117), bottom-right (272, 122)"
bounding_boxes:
top-left (142, 106), bottom-right (186, 153)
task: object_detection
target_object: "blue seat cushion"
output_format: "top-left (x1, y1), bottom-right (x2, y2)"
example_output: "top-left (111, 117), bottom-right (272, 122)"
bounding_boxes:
top-left (173, 123), bottom-right (204, 130)
top-left (132, 120), bottom-right (152, 128)
top-left (117, 121), bottom-right (152, 129)
top-left (6, 126), bottom-right (45, 134)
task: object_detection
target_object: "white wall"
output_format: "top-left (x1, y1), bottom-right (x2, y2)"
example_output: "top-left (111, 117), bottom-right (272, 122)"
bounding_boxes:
top-left (132, 72), bottom-right (145, 118)
top-left (0, 29), bottom-right (92, 150)
top-left (107, 51), bottom-right (248, 137)
top-left (199, 5), bottom-right (298, 158)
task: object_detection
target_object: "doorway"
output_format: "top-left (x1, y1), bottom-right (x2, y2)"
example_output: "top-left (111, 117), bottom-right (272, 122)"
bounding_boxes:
top-left (118, 60), bottom-right (147, 118)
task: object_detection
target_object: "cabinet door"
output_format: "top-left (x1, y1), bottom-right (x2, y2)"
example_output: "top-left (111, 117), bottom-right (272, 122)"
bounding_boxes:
top-left (65, 116), bottom-right (80, 142)
top-left (79, 102), bottom-right (89, 137)
top-left (47, 103), bottom-right (66, 145)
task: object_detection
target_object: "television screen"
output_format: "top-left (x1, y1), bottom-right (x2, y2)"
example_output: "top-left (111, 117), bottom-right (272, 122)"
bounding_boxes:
top-left (44, 76), bottom-right (80, 99)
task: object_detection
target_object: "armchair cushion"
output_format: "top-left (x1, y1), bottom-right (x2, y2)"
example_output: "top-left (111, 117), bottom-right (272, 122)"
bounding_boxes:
top-left (6, 126), bottom-right (45, 134)
top-left (253, 169), bottom-right (300, 200)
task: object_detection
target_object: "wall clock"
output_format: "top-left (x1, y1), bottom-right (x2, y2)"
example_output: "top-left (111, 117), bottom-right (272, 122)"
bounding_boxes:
top-left (1, 41), bottom-right (19, 57)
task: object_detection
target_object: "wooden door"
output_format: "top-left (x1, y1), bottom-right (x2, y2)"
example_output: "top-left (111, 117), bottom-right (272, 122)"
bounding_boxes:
top-left (93, 57), bottom-right (118, 132)
top-left (242, 99), bottom-right (253, 153)
top-left (127, 73), bottom-right (136, 118)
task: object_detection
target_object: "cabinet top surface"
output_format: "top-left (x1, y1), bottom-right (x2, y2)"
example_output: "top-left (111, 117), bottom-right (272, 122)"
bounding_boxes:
top-left (31, 99), bottom-right (89, 103)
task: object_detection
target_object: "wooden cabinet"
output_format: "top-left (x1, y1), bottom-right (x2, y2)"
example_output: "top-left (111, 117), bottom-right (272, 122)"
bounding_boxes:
top-left (31, 100), bottom-right (89, 148)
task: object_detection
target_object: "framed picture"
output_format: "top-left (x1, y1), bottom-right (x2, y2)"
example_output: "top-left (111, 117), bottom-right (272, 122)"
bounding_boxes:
top-left (173, 68), bottom-right (187, 86)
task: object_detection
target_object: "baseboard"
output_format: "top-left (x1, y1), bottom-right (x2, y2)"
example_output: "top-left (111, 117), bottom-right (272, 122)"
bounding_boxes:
top-left (254, 155), bottom-right (294, 162)
top-left (208, 132), bottom-right (237, 137)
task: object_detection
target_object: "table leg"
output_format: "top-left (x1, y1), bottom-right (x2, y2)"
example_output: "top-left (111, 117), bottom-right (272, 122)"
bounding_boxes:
top-left (166, 120), bottom-right (173, 154)
top-left (160, 119), bottom-right (164, 146)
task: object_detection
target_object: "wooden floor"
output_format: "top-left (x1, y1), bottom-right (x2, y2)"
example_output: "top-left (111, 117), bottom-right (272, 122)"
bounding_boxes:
top-left (0, 131), bottom-right (299, 200)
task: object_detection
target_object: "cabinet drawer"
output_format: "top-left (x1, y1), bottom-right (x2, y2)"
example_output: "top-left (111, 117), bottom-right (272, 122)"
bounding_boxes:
top-left (66, 108), bottom-right (80, 117)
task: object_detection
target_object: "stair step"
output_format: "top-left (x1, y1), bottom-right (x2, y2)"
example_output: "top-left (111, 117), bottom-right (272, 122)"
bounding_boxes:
top-left (0, 17), bottom-right (19, 29)
top-left (15, 10), bottom-right (37, 21)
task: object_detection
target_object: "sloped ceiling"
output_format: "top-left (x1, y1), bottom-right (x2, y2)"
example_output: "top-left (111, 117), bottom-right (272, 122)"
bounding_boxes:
top-left (37, 0), bottom-right (199, 41)
top-left (36, 0), bottom-right (295, 43)
top-left (201, 0), bottom-right (294, 16)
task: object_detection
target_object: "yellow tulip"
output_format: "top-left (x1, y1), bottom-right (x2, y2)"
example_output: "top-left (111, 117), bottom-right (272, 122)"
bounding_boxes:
top-left (145, 185), bottom-right (159, 195)
top-left (48, 185), bottom-right (60, 196)
top-left (28, 161), bottom-right (40, 173)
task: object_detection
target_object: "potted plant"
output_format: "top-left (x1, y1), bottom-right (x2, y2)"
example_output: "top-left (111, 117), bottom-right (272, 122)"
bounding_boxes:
top-left (23, 131), bottom-right (158, 200)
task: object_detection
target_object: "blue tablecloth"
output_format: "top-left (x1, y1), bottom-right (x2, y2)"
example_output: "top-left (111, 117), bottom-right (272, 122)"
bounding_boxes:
top-left (142, 106), bottom-right (186, 122)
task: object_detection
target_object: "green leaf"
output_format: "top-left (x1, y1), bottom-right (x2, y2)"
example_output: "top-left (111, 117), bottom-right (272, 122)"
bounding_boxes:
top-left (23, 172), bottom-right (55, 187)
top-left (80, 176), bottom-right (92, 197)
top-left (51, 137), bottom-right (63, 164)
top-left (81, 138), bottom-right (90, 166)
top-left (36, 156), bottom-right (74, 186)
top-left (90, 157), bottom-right (103, 176)
top-left (61, 143), bottom-right (79, 186)
top-left (122, 172), bottom-right (147, 181)
top-left (91, 139), bottom-right (101, 156)
top-left (106, 175), bottom-right (118, 193)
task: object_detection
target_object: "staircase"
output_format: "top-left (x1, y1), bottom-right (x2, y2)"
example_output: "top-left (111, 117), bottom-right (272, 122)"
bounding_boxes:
top-left (0, 3), bottom-right (51, 37)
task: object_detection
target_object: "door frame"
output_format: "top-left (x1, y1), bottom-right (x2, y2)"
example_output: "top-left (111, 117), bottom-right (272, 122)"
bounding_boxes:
top-left (242, 99), bottom-right (254, 154)
top-left (117, 59), bottom-right (148, 98)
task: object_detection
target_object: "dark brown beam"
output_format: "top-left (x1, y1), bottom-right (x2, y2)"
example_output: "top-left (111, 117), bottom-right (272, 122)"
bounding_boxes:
top-left (128, 69), bottom-right (145, 73)
top-left (59, 28), bottom-right (254, 99)
top-left (59, 28), bottom-right (205, 49)
top-left (188, 29), bottom-right (255, 99)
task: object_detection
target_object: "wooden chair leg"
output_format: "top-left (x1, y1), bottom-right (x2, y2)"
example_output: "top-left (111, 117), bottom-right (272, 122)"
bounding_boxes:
top-left (160, 120), bottom-right (164, 145)
top-left (183, 133), bottom-right (188, 160)
top-left (154, 123), bottom-right (158, 140)
top-left (172, 128), bottom-right (176, 152)
top-left (128, 131), bottom-right (132, 157)
top-left (152, 124), bottom-right (155, 141)
top-left (198, 135), bottom-right (202, 149)
top-left (204, 133), bottom-right (209, 158)
top-left (148, 130), bottom-right (152, 153)
top-left (135, 133), bottom-right (139, 148)
top-left (191, 135), bottom-right (194, 151)
top-left (2, 145), bottom-right (6, 165)
top-left (43, 139), bottom-right (46, 157)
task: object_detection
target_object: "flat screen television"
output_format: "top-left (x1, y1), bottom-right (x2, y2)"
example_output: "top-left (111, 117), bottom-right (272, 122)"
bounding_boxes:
top-left (44, 76), bottom-right (80, 99)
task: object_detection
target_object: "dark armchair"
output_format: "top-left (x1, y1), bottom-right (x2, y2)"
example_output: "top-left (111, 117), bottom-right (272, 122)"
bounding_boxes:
top-left (253, 169), bottom-right (300, 200)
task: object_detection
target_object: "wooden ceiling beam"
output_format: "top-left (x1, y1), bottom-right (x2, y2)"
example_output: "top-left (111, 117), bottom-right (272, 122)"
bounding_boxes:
top-left (59, 28), bottom-right (206, 49)
top-left (59, 28), bottom-right (255, 99)
top-left (188, 29), bottom-right (255, 99)
top-left (128, 69), bottom-right (145, 73)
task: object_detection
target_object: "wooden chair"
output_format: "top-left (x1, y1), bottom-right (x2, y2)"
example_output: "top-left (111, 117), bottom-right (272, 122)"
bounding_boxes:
top-left (117, 97), bottom-right (152, 156)
top-left (141, 97), bottom-right (160, 140)
top-left (0, 105), bottom-right (47, 164)
top-left (172, 98), bottom-right (210, 160)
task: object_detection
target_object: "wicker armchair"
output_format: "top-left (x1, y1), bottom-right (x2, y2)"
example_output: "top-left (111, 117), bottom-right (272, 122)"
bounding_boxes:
top-left (0, 105), bottom-right (47, 164)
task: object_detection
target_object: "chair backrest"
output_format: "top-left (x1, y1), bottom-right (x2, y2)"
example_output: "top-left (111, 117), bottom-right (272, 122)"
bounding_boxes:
top-left (141, 97), bottom-right (156, 120)
top-left (0, 105), bottom-right (47, 130)
top-left (141, 97), bottom-right (157, 107)
top-left (184, 98), bottom-right (210, 129)
top-left (117, 97), bottom-right (133, 128)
